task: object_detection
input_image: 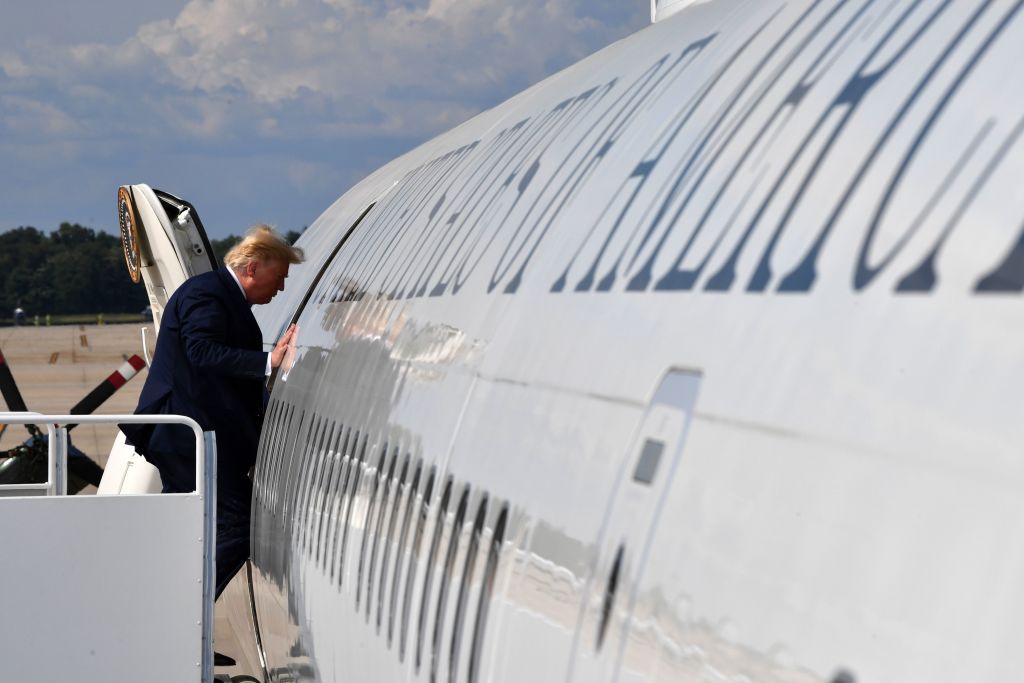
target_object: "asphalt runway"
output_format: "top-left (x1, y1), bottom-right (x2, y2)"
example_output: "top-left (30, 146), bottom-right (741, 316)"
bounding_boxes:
top-left (0, 322), bottom-right (152, 486)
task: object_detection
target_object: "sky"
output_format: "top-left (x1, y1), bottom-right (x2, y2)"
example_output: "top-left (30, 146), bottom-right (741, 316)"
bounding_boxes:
top-left (0, 0), bottom-right (648, 238)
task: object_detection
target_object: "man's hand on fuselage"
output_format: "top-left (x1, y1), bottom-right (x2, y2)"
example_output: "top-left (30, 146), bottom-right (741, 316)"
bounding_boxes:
top-left (271, 323), bottom-right (297, 369)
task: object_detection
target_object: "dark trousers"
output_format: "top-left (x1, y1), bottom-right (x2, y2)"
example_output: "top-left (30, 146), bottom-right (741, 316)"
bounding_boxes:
top-left (214, 496), bottom-right (251, 599)
top-left (153, 451), bottom-right (252, 600)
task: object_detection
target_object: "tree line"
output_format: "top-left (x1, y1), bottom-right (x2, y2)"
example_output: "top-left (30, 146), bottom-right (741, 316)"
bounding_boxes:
top-left (0, 224), bottom-right (302, 317)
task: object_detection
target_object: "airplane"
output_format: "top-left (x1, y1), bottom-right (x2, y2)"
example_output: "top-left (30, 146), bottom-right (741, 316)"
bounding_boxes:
top-left (111, 0), bottom-right (1024, 681)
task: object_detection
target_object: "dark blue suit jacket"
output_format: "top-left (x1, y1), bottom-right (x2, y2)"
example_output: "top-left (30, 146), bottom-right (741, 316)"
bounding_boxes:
top-left (124, 269), bottom-right (267, 497)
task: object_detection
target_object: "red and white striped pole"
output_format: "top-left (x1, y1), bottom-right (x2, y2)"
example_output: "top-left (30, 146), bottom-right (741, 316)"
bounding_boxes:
top-left (69, 354), bottom-right (147, 417)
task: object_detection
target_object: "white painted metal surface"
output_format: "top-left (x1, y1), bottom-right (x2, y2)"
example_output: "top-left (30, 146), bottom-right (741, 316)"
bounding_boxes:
top-left (650, 0), bottom-right (714, 23)
top-left (121, 184), bottom-right (217, 333)
top-left (122, 0), bottom-right (1024, 681)
top-left (98, 430), bottom-right (163, 495)
top-left (0, 414), bottom-right (216, 683)
top-left (0, 493), bottom-right (204, 681)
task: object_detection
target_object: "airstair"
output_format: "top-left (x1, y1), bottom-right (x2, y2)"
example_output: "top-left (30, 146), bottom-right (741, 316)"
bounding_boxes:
top-left (0, 412), bottom-right (217, 683)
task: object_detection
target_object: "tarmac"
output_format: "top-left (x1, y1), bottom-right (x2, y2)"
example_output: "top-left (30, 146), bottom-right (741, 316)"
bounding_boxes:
top-left (0, 322), bottom-right (152, 490)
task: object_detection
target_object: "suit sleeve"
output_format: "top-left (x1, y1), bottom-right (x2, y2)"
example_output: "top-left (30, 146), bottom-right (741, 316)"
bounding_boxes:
top-left (178, 286), bottom-right (268, 379)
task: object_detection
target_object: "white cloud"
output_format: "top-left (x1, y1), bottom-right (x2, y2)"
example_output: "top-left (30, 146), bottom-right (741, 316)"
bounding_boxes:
top-left (151, 95), bottom-right (233, 138)
top-left (285, 159), bottom-right (346, 193)
top-left (7, 0), bottom-right (641, 139)
top-left (0, 0), bottom-right (647, 236)
top-left (0, 53), bottom-right (33, 79)
top-left (0, 95), bottom-right (79, 134)
top-left (0, 0), bottom-right (643, 141)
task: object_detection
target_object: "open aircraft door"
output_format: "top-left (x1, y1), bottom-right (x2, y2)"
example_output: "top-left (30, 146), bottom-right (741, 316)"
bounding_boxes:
top-left (101, 185), bottom-right (218, 496)
top-left (117, 184), bottom-right (218, 333)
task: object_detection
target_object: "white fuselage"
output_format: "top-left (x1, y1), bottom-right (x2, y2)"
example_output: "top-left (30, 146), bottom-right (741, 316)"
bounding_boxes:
top-left (238, 1), bottom-right (1024, 681)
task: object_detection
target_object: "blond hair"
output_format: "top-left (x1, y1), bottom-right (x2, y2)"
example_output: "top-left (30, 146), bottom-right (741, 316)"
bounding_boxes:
top-left (224, 224), bottom-right (304, 270)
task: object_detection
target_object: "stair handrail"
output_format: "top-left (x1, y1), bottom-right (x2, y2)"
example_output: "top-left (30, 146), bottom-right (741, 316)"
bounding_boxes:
top-left (0, 411), bottom-right (216, 682)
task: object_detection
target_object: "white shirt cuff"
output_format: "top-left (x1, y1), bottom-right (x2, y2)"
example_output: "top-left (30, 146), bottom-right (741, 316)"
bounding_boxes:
top-left (265, 352), bottom-right (272, 376)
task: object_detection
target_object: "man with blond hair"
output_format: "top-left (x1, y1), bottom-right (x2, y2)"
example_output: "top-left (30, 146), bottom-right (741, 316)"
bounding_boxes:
top-left (125, 224), bottom-right (303, 600)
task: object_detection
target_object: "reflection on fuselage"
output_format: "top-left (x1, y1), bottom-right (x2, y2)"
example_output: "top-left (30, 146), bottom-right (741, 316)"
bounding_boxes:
top-left (245, 1), bottom-right (1024, 681)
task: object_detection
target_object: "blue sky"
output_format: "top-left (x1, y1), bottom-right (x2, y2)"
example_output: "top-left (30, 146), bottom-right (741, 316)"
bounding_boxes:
top-left (0, 0), bottom-right (648, 238)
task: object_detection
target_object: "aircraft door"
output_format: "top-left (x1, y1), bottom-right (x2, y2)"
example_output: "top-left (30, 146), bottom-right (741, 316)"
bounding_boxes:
top-left (117, 184), bottom-right (218, 332)
top-left (569, 369), bottom-right (701, 683)
top-left (102, 185), bottom-right (218, 499)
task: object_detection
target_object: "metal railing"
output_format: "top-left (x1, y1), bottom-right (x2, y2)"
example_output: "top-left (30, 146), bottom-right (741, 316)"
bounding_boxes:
top-left (0, 412), bottom-right (63, 496)
top-left (0, 411), bottom-right (217, 683)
